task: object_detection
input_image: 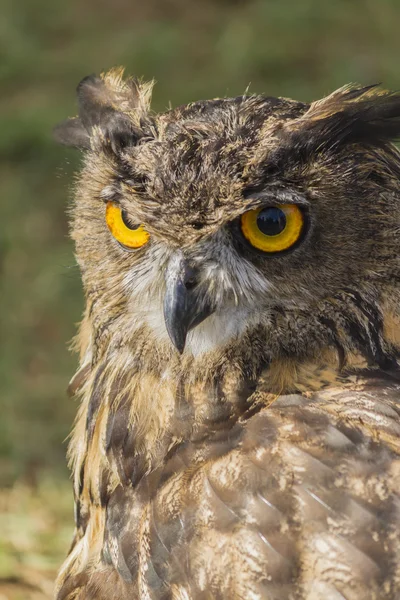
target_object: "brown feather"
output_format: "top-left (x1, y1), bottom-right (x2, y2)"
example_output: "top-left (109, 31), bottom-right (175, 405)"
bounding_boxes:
top-left (55, 70), bottom-right (400, 599)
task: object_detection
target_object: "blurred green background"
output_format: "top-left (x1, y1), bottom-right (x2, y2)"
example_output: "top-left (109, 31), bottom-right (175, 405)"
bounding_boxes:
top-left (1, 0), bottom-right (399, 596)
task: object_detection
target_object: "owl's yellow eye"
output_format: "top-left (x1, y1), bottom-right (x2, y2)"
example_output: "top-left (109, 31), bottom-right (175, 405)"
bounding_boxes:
top-left (240, 204), bottom-right (304, 253)
top-left (105, 202), bottom-right (150, 249)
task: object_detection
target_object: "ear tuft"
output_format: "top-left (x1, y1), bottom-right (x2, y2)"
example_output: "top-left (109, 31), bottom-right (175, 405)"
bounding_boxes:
top-left (99, 112), bottom-right (144, 154)
top-left (282, 84), bottom-right (400, 156)
top-left (53, 117), bottom-right (90, 149)
top-left (54, 68), bottom-right (155, 153)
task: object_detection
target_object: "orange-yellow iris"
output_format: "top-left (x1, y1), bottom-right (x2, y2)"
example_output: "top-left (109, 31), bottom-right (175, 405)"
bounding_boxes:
top-left (240, 204), bottom-right (304, 253)
top-left (105, 202), bottom-right (150, 249)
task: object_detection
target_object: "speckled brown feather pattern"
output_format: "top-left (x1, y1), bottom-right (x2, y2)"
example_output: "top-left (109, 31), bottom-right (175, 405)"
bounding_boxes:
top-left (54, 70), bottom-right (400, 599)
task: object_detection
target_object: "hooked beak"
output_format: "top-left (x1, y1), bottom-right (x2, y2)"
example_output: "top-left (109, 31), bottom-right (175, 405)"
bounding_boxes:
top-left (163, 251), bottom-right (215, 353)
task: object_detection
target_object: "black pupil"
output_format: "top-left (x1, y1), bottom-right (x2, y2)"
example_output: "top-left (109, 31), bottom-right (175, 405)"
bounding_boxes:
top-left (257, 207), bottom-right (286, 236)
top-left (121, 210), bottom-right (140, 230)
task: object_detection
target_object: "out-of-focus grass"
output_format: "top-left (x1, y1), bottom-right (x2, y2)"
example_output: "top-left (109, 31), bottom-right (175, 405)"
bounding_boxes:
top-left (1, 0), bottom-right (400, 593)
top-left (0, 480), bottom-right (73, 599)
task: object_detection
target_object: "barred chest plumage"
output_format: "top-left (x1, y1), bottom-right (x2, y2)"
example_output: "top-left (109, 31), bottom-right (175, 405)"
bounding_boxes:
top-left (57, 354), bottom-right (400, 599)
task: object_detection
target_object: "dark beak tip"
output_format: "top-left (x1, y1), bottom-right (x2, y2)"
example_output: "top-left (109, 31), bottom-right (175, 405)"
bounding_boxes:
top-left (163, 308), bottom-right (188, 354)
top-left (177, 343), bottom-right (185, 355)
top-left (163, 251), bottom-right (215, 355)
top-left (169, 327), bottom-right (186, 354)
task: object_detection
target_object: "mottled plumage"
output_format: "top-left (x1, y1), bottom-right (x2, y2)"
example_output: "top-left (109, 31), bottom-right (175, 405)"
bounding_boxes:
top-left (55, 69), bottom-right (400, 599)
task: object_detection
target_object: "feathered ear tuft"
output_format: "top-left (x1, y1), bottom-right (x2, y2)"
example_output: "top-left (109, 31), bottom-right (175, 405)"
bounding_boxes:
top-left (53, 117), bottom-right (90, 150)
top-left (282, 84), bottom-right (400, 156)
top-left (53, 68), bottom-right (155, 152)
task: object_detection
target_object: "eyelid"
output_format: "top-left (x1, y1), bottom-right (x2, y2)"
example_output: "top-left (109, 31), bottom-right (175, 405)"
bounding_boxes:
top-left (116, 203), bottom-right (143, 224)
top-left (244, 190), bottom-right (310, 208)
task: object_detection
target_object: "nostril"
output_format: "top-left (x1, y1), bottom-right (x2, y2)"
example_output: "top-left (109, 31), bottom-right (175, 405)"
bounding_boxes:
top-left (184, 276), bottom-right (197, 291)
top-left (184, 266), bottom-right (198, 290)
top-left (185, 279), bottom-right (197, 290)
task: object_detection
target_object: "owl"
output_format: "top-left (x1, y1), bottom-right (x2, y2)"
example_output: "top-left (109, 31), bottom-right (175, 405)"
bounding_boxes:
top-left (54, 69), bottom-right (400, 600)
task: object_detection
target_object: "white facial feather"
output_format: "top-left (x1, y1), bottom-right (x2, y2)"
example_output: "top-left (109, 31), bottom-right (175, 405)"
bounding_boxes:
top-left (121, 236), bottom-right (273, 357)
top-left (184, 307), bottom-right (252, 357)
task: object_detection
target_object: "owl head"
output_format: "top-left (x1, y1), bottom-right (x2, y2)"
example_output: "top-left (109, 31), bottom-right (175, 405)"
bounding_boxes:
top-left (56, 69), bottom-right (400, 382)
